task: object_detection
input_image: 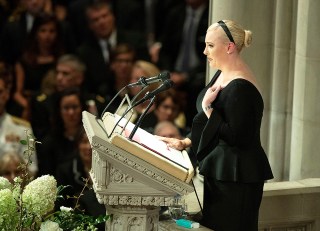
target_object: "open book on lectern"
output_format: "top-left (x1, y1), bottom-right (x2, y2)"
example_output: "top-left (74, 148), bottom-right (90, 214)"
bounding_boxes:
top-left (101, 112), bottom-right (194, 183)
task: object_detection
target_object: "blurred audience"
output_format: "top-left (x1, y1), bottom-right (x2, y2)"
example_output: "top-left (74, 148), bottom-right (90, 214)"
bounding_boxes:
top-left (31, 54), bottom-right (102, 140)
top-left (0, 0), bottom-right (208, 188)
top-left (0, 152), bottom-right (25, 183)
top-left (116, 60), bottom-right (161, 123)
top-left (141, 88), bottom-right (187, 135)
top-left (12, 13), bottom-right (65, 120)
top-left (156, 0), bottom-right (209, 127)
top-left (0, 0), bottom-right (75, 64)
top-left (67, 0), bottom-right (96, 46)
top-left (55, 127), bottom-right (106, 230)
top-left (0, 0), bottom-right (20, 31)
top-left (99, 43), bottom-right (136, 115)
top-left (0, 62), bottom-right (38, 175)
top-left (154, 121), bottom-right (182, 139)
top-left (55, 127), bottom-right (92, 206)
top-left (76, 1), bottom-right (149, 96)
top-left (37, 87), bottom-right (86, 177)
top-left (0, 0), bottom-right (47, 65)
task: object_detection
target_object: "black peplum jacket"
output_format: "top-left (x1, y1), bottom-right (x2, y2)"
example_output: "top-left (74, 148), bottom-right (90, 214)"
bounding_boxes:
top-left (190, 70), bottom-right (273, 183)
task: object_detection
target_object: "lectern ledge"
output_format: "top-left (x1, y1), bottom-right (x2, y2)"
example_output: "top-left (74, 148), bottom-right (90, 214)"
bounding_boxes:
top-left (82, 110), bottom-right (195, 231)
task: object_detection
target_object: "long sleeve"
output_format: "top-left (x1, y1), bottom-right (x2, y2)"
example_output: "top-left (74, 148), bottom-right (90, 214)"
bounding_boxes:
top-left (193, 79), bottom-right (273, 182)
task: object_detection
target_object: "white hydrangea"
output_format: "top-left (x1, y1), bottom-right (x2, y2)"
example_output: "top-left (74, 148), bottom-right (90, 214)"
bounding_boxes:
top-left (40, 220), bottom-right (63, 231)
top-left (22, 175), bottom-right (57, 216)
top-left (60, 206), bottom-right (73, 212)
top-left (0, 177), bottom-right (11, 190)
top-left (0, 189), bottom-right (19, 229)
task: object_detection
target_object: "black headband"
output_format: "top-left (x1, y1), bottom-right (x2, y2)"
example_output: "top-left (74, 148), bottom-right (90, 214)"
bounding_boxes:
top-left (218, 20), bottom-right (235, 43)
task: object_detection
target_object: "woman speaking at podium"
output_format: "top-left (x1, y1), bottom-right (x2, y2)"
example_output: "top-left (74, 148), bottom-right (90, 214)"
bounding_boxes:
top-left (158, 20), bottom-right (273, 231)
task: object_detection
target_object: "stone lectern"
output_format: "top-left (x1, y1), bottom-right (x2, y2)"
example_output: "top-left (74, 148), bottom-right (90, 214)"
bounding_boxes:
top-left (82, 111), bottom-right (195, 231)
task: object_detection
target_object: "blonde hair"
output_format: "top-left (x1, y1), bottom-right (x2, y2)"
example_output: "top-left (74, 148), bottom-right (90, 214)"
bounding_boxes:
top-left (133, 60), bottom-right (160, 77)
top-left (57, 54), bottom-right (86, 73)
top-left (210, 20), bottom-right (252, 52)
top-left (0, 152), bottom-right (25, 175)
top-left (132, 60), bottom-right (161, 93)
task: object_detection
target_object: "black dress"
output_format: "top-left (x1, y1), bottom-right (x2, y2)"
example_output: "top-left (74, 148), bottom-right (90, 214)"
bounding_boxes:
top-left (190, 71), bottom-right (273, 231)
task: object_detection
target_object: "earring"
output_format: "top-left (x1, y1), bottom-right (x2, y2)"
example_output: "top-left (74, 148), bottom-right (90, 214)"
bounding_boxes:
top-left (227, 51), bottom-right (230, 54)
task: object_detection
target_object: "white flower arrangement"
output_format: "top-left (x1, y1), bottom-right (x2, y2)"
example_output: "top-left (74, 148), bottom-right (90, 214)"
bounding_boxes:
top-left (39, 220), bottom-right (63, 231)
top-left (0, 131), bottom-right (109, 231)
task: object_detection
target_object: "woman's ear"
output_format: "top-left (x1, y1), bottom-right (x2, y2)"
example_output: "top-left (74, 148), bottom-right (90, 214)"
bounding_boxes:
top-left (227, 42), bottom-right (236, 54)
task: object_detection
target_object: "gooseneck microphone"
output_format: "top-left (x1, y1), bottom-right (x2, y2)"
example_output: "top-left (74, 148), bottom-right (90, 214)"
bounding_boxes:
top-left (127, 71), bottom-right (170, 88)
top-left (107, 79), bottom-right (174, 138)
top-left (132, 79), bottom-right (174, 107)
top-left (128, 96), bottom-right (156, 140)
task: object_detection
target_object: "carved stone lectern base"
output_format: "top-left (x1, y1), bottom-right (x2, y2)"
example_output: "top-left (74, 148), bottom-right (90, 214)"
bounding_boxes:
top-left (105, 206), bottom-right (160, 231)
top-left (82, 111), bottom-right (194, 231)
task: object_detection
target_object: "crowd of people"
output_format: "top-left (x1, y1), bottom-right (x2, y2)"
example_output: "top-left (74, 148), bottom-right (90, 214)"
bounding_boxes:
top-left (1, 1), bottom-right (275, 231)
top-left (0, 0), bottom-right (209, 227)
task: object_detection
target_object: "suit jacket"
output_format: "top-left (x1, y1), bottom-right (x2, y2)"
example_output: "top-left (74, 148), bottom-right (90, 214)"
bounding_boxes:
top-left (0, 13), bottom-right (28, 64)
top-left (191, 71), bottom-right (274, 183)
top-left (113, 0), bottom-right (184, 41)
top-left (157, 3), bottom-right (209, 127)
top-left (77, 30), bottom-right (149, 95)
top-left (158, 3), bottom-right (208, 72)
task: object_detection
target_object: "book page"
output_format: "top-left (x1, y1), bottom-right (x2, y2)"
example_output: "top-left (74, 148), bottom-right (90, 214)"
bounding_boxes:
top-left (114, 114), bottom-right (189, 169)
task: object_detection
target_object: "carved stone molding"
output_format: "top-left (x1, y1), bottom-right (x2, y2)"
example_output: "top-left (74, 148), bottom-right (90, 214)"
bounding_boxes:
top-left (91, 140), bottom-right (190, 195)
top-left (106, 206), bottom-right (160, 231)
top-left (110, 166), bottom-right (134, 184)
top-left (94, 193), bottom-right (175, 207)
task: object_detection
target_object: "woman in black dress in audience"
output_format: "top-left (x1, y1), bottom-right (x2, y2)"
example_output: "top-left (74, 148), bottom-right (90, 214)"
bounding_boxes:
top-left (37, 87), bottom-right (85, 177)
top-left (13, 13), bottom-right (64, 120)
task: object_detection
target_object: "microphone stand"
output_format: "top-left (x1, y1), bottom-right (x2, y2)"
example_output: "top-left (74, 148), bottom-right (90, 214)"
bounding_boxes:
top-left (100, 85), bottom-right (127, 119)
top-left (100, 80), bottom-right (149, 119)
top-left (107, 86), bottom-right (150, 138)
top-left (128, 96), bottom-right (155, 140)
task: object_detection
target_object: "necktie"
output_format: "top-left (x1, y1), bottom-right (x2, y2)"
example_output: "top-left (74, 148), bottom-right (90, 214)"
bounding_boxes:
top-left (101, 40), bottom-right (110, 63)
top-left (181, 10), bottom-right (195, 72)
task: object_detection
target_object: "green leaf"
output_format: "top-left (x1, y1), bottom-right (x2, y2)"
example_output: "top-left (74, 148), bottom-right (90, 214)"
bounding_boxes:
top-left (20, 139), bottom-right (28, 145)
top-left (95, 215), bottom-right (110, 223)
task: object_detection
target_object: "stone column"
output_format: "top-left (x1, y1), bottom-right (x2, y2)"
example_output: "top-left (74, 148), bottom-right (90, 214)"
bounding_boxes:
top-left (267, 1), bottom-right (296, 181)
top-left (289, 0), bottom-right (320, 180)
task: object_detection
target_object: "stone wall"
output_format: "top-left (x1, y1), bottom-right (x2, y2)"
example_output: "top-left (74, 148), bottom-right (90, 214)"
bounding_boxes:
top-left (259, 178), bottom-right (320, 231)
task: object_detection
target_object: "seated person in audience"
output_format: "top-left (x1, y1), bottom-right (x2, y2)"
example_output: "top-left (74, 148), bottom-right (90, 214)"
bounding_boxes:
top-left (0, 0), bottom-right (48, 65)
top-left (0, 152), bottom-right (26, 183)
top-left (55, 127), bottom-right (106, 231)
top-left (77, 1), bottom-right (149, 96)
top-left (154, 121), bottom-right (183, 139)
top-left (116, 60), bottom-right (161, 122)
top-left (0, 0), bottom-right (75, 65)
top-left (12, 13), bottom-right (65, 120)
top-left (55, 128), bottom-right (92, 205)
top-left (37, 87), bottom-right (86, 177)
top-left (98, 43), bottom-right (136, 115)
top-left (140, 88), bottom-right (188, 136)
top-left (0, 64), bottom-right (38, 175)
top-left (31, 54), bottom-right (102, 140)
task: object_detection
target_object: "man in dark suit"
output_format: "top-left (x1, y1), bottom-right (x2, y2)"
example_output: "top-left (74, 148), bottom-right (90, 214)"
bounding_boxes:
top-left (76, 1), bottom-right (149, 96)
top-left (156, 0), bottom-right (209, 127)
